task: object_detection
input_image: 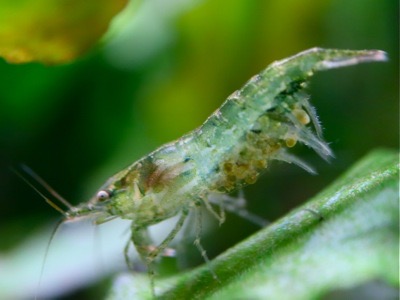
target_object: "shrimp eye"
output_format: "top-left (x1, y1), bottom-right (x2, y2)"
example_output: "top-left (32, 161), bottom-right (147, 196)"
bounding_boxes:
top-left (96, 190), bottom-right (110, 202)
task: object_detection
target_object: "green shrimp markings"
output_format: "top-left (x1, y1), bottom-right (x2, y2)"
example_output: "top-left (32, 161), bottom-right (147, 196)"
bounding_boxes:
top-left (43, 48), bottom-right (387, 297)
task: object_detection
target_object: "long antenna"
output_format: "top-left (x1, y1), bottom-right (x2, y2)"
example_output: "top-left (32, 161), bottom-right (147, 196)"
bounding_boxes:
top-left (35, 218), bottom-right (65, 300)
top-left (12, 166), bottom-right (67, 216)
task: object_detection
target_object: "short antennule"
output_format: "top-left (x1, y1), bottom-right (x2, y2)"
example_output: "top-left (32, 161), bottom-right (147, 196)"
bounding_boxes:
top-left (20, 164), bottom-right (74, 209)
top-left (11, 165), bottom-right (70, 216)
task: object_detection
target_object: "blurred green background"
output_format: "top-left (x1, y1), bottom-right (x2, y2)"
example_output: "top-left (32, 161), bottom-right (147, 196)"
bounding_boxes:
top-left (0, 0), bottom-right (398, 299)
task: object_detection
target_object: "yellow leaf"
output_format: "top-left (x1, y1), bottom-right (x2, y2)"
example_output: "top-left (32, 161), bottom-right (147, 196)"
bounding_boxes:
top-left (0, 0), bottom-right (127, 64)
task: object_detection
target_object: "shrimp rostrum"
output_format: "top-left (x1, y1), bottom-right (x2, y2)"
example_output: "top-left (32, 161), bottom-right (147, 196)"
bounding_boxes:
top-left (54, 48), bottom-right (386, 294)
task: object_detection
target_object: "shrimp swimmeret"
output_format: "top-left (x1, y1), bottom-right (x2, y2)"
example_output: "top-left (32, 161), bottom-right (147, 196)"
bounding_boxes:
top-left (41, 48), bottom-right (387, 295)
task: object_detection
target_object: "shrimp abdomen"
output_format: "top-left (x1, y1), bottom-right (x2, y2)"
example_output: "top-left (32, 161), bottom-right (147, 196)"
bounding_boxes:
top-left (189, 48), bottom-right (386, 192)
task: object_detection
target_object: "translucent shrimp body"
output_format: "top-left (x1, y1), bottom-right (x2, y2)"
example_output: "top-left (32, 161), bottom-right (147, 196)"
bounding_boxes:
top-left (64, 48), bottom-right (386, 295)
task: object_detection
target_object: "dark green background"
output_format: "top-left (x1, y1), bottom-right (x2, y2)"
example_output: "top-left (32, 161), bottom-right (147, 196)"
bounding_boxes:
top-left (0, 0), bottom-right (398, 298)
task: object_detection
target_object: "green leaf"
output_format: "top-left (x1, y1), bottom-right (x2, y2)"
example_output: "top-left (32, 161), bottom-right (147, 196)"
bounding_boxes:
top-left (107, 149), bottom-right (399, 299)
top-left (0, 0), bottom-right (128, 64)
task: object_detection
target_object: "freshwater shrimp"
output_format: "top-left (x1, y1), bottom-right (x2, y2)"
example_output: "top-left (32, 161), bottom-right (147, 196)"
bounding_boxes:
top-left (36, 48), bottom-right (386, 296)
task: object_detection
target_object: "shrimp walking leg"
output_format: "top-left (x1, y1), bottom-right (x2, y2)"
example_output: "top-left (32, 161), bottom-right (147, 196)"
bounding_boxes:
top-left (194, 204), bottom-right (218, 280)
top-left (131, 210), bottom-right (189, 295)
top-left (201, 196), bottom-right (226, 225)
top-left (209, 193), bottom-right (268, 227)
